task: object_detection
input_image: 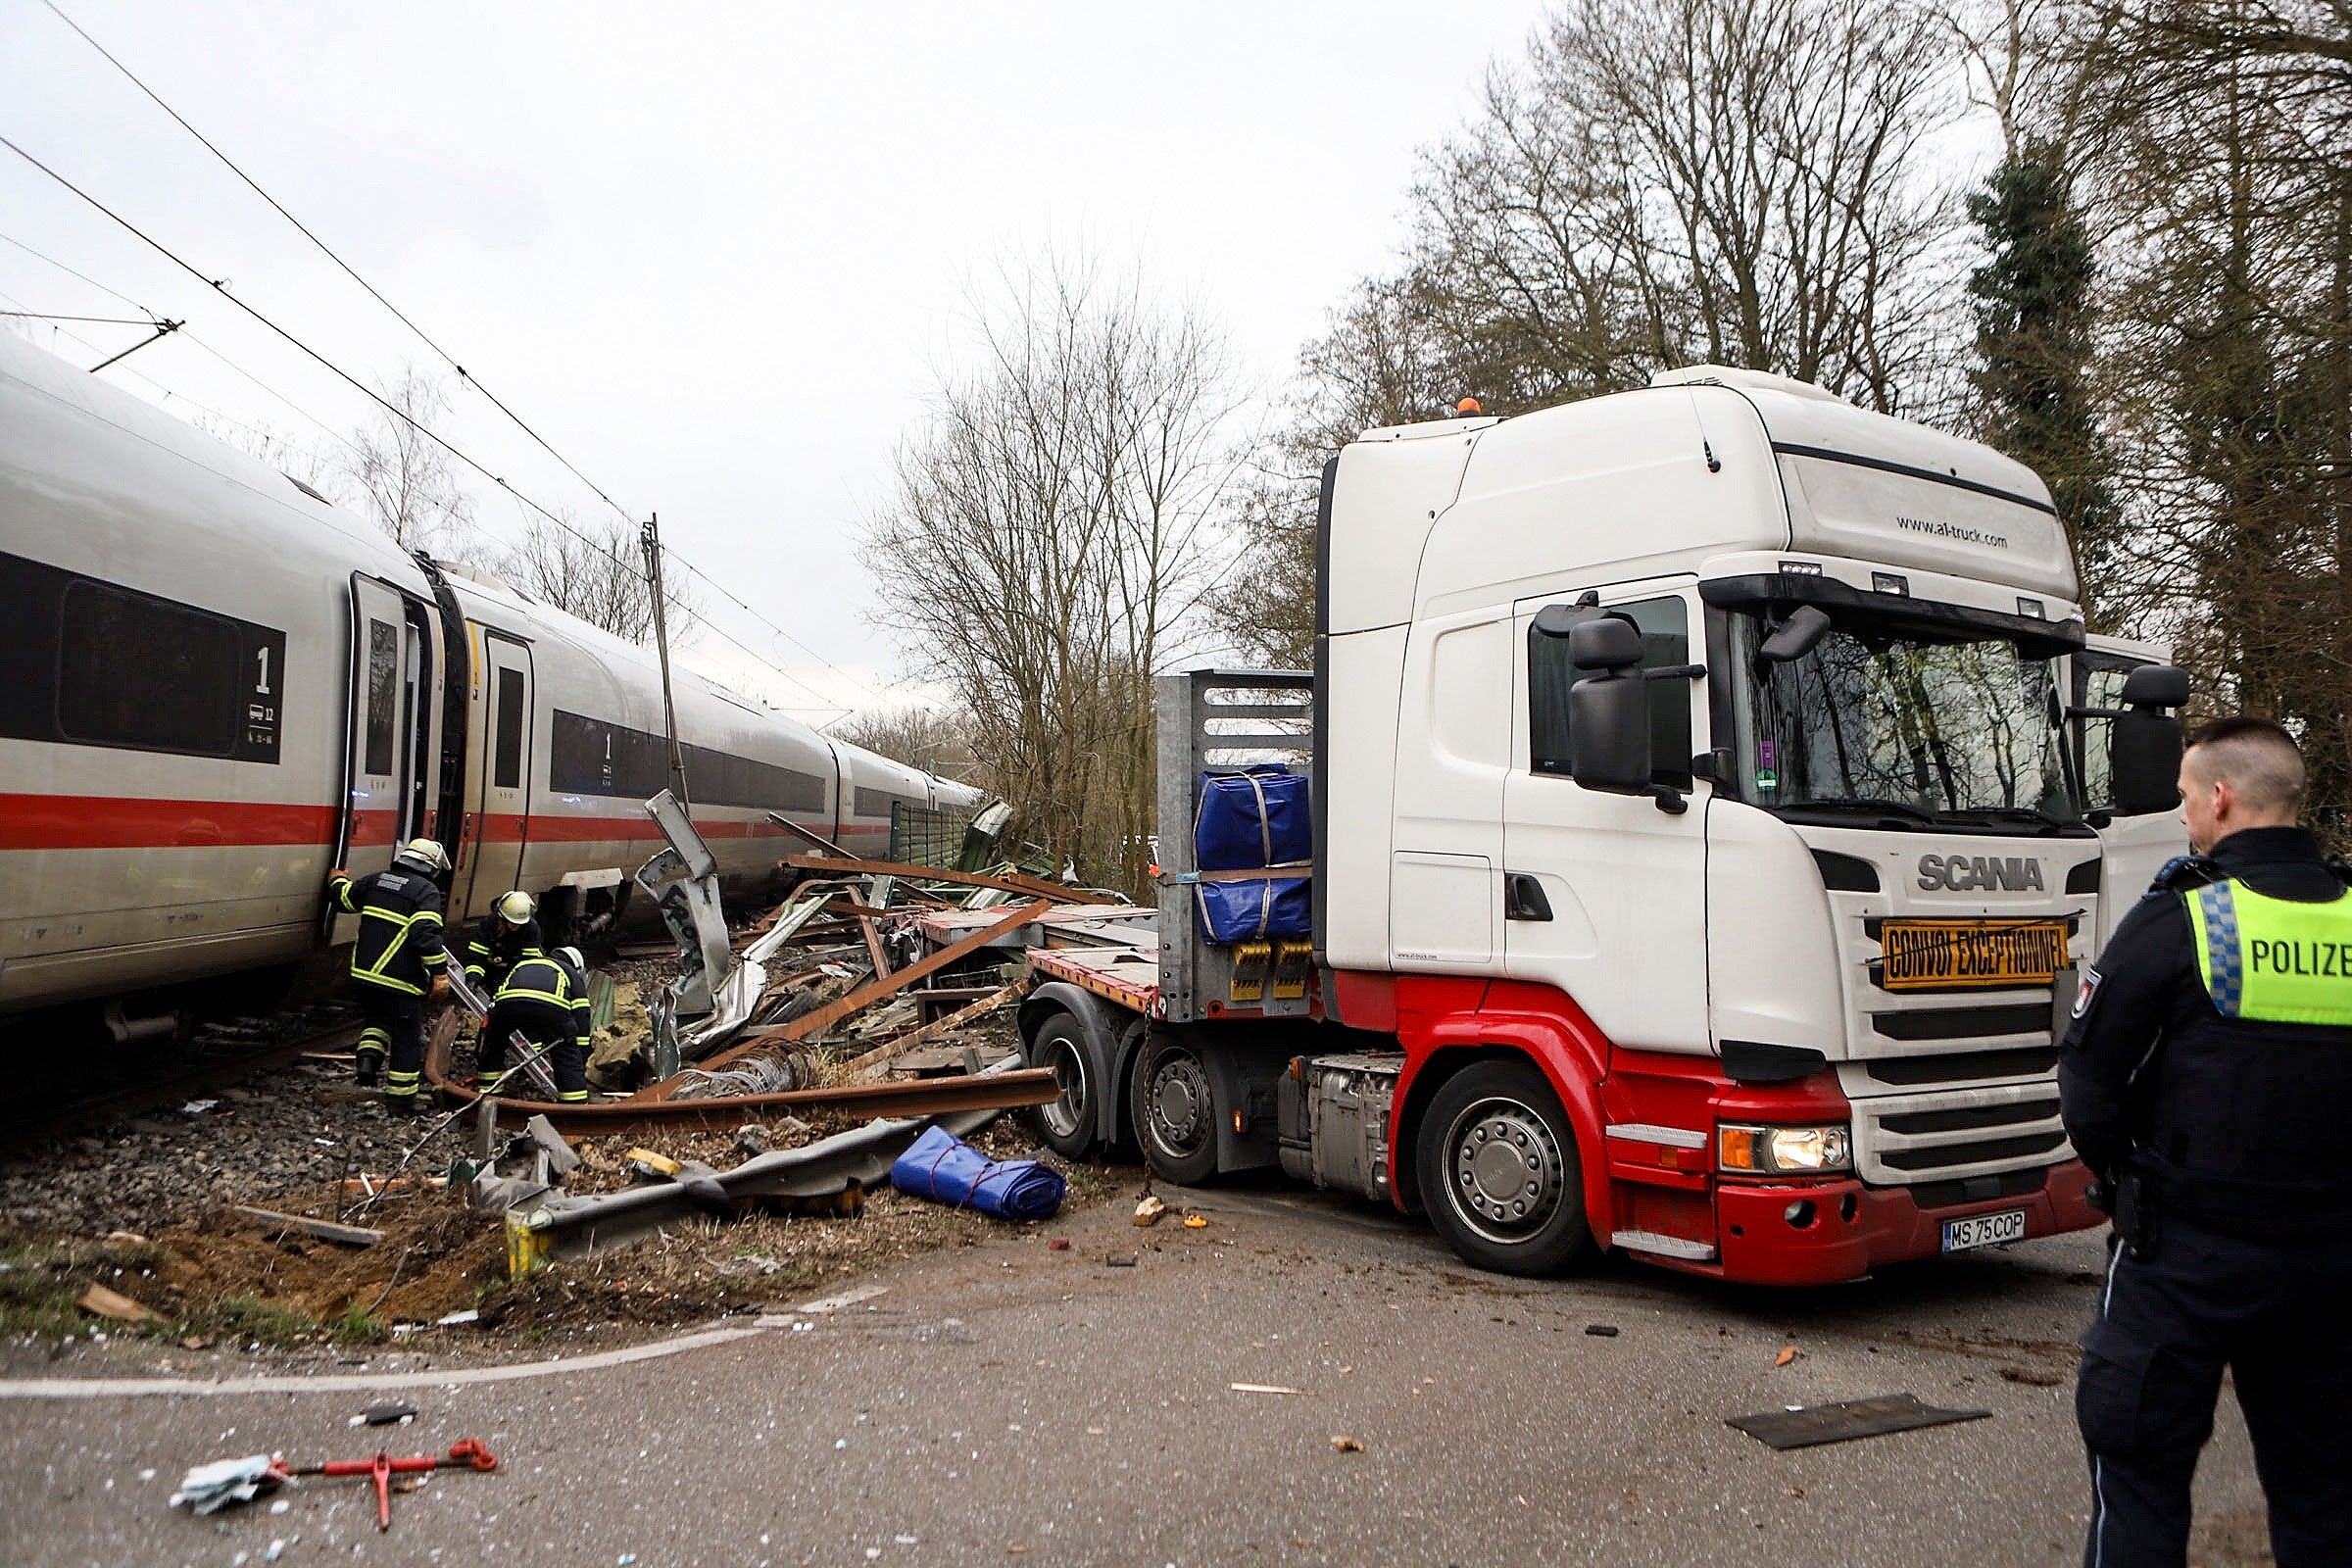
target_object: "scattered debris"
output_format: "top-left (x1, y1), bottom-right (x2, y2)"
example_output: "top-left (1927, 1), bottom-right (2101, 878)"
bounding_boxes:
top-left (360, 1401), bottom-right (417, 1428)
top-left (171, 1453), bottom-right (289, 1515)
top-left (290, 1439), bottom-right (497, 1531)
top-left (232, 1206), bottom-right (384, 1248)
top-left (888, 1126), bottom-right (1067, 1222)
top-left (1774, 1345), bottom-right (1799, 1367)
top-left (1231, 1383), bottom-right (1305, 1396)
top-left (180, 1100), bottom-right (219, 1116)
top-left (102, 1229), bottom-right (148, 1246)
top-left (1048, 1237), bottom-right (1069, 1250)
top-left (1584, 1323), bottom-right (1620, 1338)
top-left (1330, 1436), bottom-right (1363, 1452)
top-left (1133, 1195), bottom-right (1168, 1227)
top-left (1727, 1393), bottom-right (1992, 1450)
top-left (1999, 1366), bottom-right (2063, 1387)
top-left (75, 1282), bottom-right (162, 1323)
top-left (1105, 1253), bottom-right (1136, 1268)
top-left (1182, 1213), bottom-right (1208, 1230)
top-left (524, 1115), bottom-right (581, 1178)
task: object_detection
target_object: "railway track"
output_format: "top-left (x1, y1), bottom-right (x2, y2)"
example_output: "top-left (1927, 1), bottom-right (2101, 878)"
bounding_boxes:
top-left (1, 1003), bottom-right (366, 1149)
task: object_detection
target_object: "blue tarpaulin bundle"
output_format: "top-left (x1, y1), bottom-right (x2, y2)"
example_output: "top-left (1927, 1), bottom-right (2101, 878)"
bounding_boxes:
top-left (1194, 765), bottom-right (1311, 871)
top-left (889, 1125), bottom-right (1066, 1222)
top-left (1195, 875), bottom-right (1312, 943)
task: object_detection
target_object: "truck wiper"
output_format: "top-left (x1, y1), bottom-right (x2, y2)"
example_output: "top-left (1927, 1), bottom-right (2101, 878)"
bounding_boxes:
top-left (1775, 797), bottom-right (1938, 829)
top-left (1937, 805), bottom-right (2079, 835)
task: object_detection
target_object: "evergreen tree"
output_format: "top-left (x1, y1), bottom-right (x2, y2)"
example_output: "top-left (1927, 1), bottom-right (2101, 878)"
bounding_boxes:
top-left (1967, 149), bottom-right (2123, 627)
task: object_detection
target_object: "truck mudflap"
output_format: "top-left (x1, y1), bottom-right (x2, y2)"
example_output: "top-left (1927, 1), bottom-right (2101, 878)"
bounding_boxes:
top-left (1657, 1158), bottom-right (2105, 1287)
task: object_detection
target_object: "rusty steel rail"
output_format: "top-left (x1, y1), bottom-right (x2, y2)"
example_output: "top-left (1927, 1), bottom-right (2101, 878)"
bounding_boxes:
top-left (428, 1066), bottom-right (1061, 1138)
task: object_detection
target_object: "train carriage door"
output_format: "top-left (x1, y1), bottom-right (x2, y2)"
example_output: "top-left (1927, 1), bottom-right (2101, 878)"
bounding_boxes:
top-left (330, 576), bottom-right (431, 939)
top-left (461, 632), bottom-right (535, 914)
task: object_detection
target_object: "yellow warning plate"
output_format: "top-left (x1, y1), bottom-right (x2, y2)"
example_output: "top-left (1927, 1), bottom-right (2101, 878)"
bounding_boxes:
top-left (1878, 919), bottom-right (2068, 992)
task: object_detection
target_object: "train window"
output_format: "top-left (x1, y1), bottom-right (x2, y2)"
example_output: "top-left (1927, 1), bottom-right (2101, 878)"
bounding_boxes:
top-left (854, 786), bottom-right (914, 819)
top-left (58, 580), bottom-right (242, 756)
top-left (549, 708), bottom-right (824, 810)
top-left (364, 619), bottom-right (399, 775)
top-left (494, 666), bottom-right (524, 790)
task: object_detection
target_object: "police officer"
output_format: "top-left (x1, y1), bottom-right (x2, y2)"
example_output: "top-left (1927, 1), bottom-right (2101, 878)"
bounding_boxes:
top-left (324, 838), bottom-right (453, 1116)
top-left (463, 890), bottom-right (545, 996)
top-left (479, 944), bottom-right (593, 1103)
top-left (2061, 717), bottom-right (2352, 1567)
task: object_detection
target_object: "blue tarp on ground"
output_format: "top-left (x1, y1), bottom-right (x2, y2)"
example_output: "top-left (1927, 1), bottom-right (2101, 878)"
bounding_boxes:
top-left (889, 1125), bottom-right (1066, 1222)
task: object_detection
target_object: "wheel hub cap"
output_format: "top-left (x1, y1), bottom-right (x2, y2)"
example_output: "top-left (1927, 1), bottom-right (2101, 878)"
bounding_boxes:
top-left (1151, 1056), bottom-right (1211, 1152)
top-left (1451, 1100), bottom-right (1564, 1239)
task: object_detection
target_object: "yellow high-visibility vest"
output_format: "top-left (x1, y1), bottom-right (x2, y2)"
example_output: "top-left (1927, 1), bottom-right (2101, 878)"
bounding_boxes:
top-left (2184, 878), bottom-right (2352, 1025)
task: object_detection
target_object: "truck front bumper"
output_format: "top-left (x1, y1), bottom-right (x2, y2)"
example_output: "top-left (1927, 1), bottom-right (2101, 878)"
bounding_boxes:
top-left (1699, 1158), bottom-right (2106, 1287)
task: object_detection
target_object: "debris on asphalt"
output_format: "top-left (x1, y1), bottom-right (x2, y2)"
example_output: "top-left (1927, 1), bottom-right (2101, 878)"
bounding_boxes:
top-left (179, 1101), bottom-right (218, 1116)
top-left (1231, 1383), bottom-right (1304, 1396)
top-left (1048, 1237), bottom-right (1069, 1250)
top-left (75, 1282), bottom-right (162, 1323)
top-left (1133, 1195), bottom-right (1167, 1227)
top-left (888, 1126), bottom-right (1067, 1221)
top-left (171, 1453), bottom-right (289, 1515)
top-left (1183, 1213), bottom-right (1207, 1229)
top-left (359, 1400), bottom-right (417, 1427)
top-left (1330, 1435), bottom-right (1363, 1452)
top-left (1105, 1253), bottom-right (1137, 1267)
top-left (1584, 1323), bottom-right (1619, 1338)
top-left (1726, 1393), bottom-right (1992, 1450)
top-left (1774, 1345), bottom-right (1799, 1367)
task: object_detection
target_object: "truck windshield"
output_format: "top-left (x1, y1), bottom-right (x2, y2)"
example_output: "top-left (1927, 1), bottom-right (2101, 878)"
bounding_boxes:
top-left (1729, 610), bottom-right (2081, 828)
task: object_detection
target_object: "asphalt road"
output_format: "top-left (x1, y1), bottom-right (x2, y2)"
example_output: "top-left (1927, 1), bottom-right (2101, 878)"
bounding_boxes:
top-left (0, 1177), bottom-right (2272, 1567)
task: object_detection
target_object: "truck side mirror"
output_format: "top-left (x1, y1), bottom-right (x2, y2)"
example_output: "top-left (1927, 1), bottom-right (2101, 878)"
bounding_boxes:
top-left (2110, 664), bottom-right (2190, 816)
top-left (1756, 605), bottom-right (1832, 664)
top-left (1567, 618), bottom-right (1652, 793)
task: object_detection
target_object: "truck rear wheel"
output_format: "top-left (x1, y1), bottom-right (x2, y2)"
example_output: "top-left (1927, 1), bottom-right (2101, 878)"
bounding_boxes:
top-left (1132, 1036), bottom-right (1219, 1185)
top-left (1027, 1012), bottom-right (1098, 1160)
top-left (1416, 1059), bottom-right (1592, 1276)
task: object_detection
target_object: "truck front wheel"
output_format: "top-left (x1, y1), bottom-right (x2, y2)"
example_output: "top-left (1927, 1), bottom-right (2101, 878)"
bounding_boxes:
top-left (1416, 1059), bottom-right (1592, 1276)
top-left (1132, 1037), bottom-right (1220, 1185)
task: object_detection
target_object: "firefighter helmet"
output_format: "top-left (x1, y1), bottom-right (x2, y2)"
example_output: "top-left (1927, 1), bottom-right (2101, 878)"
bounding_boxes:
top-left (396, 837), bottom-right (451, 874)
top-left (495, 890), bottom-right (536, 926)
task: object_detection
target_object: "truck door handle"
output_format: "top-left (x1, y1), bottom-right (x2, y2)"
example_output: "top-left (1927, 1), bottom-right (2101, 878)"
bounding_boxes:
top-left (1504, 873), bottom-right (1552, 922)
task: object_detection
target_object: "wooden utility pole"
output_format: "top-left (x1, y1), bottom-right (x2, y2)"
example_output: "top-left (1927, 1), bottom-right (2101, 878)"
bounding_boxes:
top-left (640, 514), bottom-right (690, 808)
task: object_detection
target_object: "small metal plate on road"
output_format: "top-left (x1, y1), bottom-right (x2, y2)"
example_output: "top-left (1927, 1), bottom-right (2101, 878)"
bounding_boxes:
top-left (1727, 1393), bottom-right (1990, 1450)
top-left (1941, 1207), bottom-right (2027, 1253)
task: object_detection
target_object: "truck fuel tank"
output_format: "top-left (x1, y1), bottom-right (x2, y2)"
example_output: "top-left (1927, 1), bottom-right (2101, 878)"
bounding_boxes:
top-left (1278, 1054), bottom-right (1403, 1201)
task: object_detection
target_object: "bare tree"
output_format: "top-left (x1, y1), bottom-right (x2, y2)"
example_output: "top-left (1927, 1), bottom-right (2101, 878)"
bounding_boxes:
top-left (861, 255), bottom-right (1239, 893)
top-left (491, 509), bottom-right (694, 645)
top-left (830, 705), bottom-right (979, 782)
top-left (189, 413), bottom-right (338, 500)
top-left (339, 368), bottom-right (475, 556)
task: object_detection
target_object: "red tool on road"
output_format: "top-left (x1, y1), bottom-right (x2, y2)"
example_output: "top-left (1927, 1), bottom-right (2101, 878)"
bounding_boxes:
top-left (291, 1438), bottom-right (497, 1530)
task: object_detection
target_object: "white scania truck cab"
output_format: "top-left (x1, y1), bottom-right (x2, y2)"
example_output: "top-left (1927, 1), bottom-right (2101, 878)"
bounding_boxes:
top-left (1021, 365), bottom-right (2188, 1283)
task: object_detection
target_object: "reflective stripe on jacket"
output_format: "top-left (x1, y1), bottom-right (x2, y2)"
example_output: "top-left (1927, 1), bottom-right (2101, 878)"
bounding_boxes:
top-left (487, 955), bottom-right (593, 1052)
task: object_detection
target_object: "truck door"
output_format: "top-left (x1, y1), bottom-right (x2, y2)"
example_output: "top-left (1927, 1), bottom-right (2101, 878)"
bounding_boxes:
top-left (2074, 643), bottom-right (2187, 956)
top-left (460, 631), bottom-right (535, 914)
top-left (1502, 585), bottom-right (1711, 1053)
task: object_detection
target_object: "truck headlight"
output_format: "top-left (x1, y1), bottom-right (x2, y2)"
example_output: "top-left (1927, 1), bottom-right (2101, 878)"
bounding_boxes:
top-left (1719, 1123), bottom-right (1852, 1175)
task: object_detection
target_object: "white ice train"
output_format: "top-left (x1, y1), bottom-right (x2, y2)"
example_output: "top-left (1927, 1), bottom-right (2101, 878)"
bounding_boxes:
top-left (0, 332), bottom-right (977, 1024)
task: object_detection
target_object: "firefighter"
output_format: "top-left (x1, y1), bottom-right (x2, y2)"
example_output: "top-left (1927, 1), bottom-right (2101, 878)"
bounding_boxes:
top-left (324, 839), bottom-right (453, 1116)
top-left (479, 944), bottom-right (593, 1103)
top-left (2060, 716), bottom-right (2352, 1567)
top-left (463, 890), bottom-right (544, 995)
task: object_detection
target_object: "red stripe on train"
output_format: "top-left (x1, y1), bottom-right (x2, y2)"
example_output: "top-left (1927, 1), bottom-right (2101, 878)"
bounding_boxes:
top-left (0, 794), bottom-right (885, 853)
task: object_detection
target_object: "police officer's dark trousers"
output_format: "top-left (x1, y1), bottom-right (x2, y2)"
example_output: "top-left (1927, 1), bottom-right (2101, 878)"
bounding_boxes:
top-left (351, 982), bottom-right (426, 1105)
top-left (2078, 1213), bottom-right (2352, 1567)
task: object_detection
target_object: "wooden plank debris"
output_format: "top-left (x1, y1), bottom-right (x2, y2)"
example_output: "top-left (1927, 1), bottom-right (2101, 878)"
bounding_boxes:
top-left (233, 1206), bottom-right (384, 1248)
top-left (76, 1284), bottom-right (163, 1323)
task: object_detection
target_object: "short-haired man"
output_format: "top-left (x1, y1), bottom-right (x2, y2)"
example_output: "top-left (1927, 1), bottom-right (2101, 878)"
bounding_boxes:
top-left (2060, 716), bottom-right (2352, 1566)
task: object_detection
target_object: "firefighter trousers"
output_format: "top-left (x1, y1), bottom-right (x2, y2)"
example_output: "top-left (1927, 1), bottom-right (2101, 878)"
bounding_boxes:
top-left (2077, 1214), bottom-right (2352, 1567)
top-left (352, 985), bottom-right (426, 1105)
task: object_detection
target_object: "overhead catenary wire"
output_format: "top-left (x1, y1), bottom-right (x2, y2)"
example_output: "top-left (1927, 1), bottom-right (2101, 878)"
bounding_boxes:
top-left (33, 4), bottom-right (906, 712)
top-left (0, 309), bottom-right (160, 325)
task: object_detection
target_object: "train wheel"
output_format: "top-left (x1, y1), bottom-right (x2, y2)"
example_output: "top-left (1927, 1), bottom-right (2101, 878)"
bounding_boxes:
top-left (1132, 1035), bottom-right (1219, 1186)
top-left (1415, 1059), bottom-right (1592, 1277)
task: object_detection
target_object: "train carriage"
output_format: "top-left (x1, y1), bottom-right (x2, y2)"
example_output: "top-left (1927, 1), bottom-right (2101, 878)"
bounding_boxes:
top-left (0, 332), bottom-right (977, 1022)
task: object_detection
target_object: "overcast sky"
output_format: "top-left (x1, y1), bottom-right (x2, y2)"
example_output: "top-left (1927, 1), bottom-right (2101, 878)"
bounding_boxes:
top-left (0, 1), bottom-right (1551, 721)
